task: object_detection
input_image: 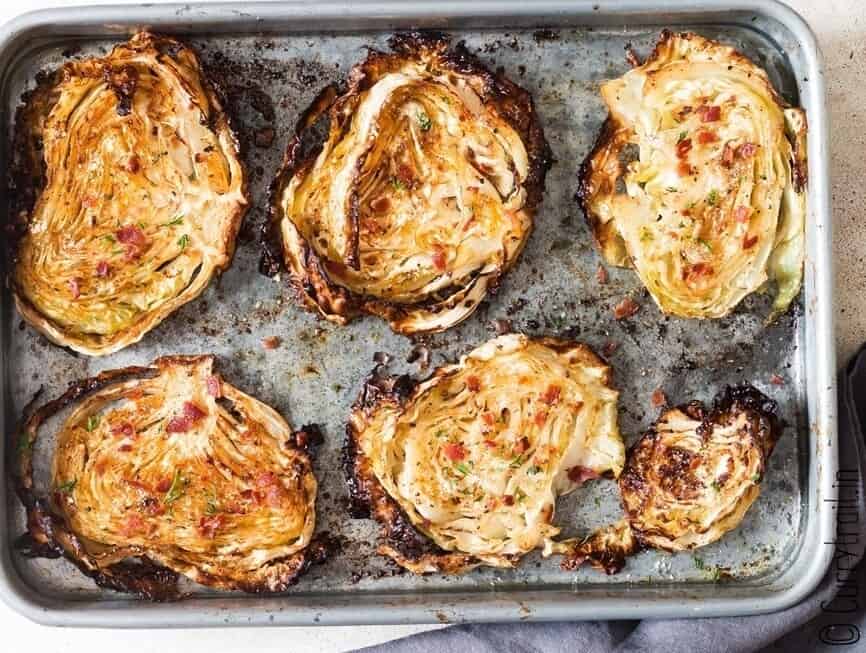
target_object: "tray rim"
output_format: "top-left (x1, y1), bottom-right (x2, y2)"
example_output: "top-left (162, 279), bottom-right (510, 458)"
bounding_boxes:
top-left (0, 0), bottom-right (837, 627)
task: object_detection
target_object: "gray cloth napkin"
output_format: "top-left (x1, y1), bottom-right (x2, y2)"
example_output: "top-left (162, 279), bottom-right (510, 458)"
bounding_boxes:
top-left (359, 347), bottom-right (866, 653)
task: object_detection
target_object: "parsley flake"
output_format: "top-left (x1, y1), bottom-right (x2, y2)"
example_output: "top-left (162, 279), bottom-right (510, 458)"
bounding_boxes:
top-left (86, 415), bottom-right (100, 432)
top-left (177, 234), bottom-right (190, 251)
top-left (57, 479), bottom-right (77, 494)
top-left (417, 112), bottom-right (432, 131)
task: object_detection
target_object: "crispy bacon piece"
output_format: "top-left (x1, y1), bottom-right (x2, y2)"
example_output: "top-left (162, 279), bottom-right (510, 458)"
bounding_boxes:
top-left (698, 105), bottom-right (721, 122)
top-left (68, 277), bottom-right (81, 299)
top-left (261, 336), bottom-right (281, 350)
top-left (116, 224), bottom-right (147, 260)
top-left (443, 442), bottom-right (467, 461)
top-left (534, 410), bottom-right (548, 426)
top-left (736, 142), bottom-right (758, 158)
top-left (743, 234), bottom-right (758, 250)
top-left (596, 264), bottom-right (608, 284)
top-left (722, 143), bottom-right (735, 167)
top-left (613, 297), bottom-right (640, 320)
top-left (96, 261), bottom-right (111, 277)
top-left (198, 514), bottom-right (226, 539)
top-left (770, 373), bottom-right (785, 386)
top-left (431, 245), bottom-right (447, 271)
top-left (696, 129), bottom-right (718, 144)
top-left (540, 384), bottom-right (561, 405)
top-left (734, 206), bottom-right (751, 223)
top-left (567, 465), bottom-right (600, 485)
top-left (166, 401), bottom-right (206, 433)
top-left (676, 138), bottom-right (692, 158)
top-left (206, 375), bottom-right (221, 398)
top-left (111, 421), bottom-right (135, 438)
top-left (156, 477), bottom-right (172, 493)
top-left (466, 375), bottom-right (481, 392)
top-left (120, 513), bottom-right (146, 537)
top-left (651, 388), bottom-right (667, 408)
top-left (502, 495), bottom-right (515, 506)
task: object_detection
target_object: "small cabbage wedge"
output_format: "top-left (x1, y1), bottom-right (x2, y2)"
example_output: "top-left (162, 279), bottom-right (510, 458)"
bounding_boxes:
top-left (345, 334), bottom-right (624, 574)
top-left (558, 385), bottom-right (782, 574)
top-left (10, 33), bottom-right (247, 355)
top-left (578, 31), bottom-right (807, 320)
top-left (14, 356), bottom-right (327, 599)
top-left (264, 32), bottom-right (550, 335)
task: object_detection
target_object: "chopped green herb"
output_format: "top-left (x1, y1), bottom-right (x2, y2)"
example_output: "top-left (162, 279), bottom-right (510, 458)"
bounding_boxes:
top-left (515, 488), bottom-right (527, 503)
top-left (685, 201), bottom-right (696, 210)
top-left (86, 415), bottom-right (100, 432)
top-left (16, 435), bottom-right (32, 453)
top-left (709, 566), bottom-right (722, 582)
top-left (593, 496), bottom-right (601, 508)
top-left (509, 454), bottom-right (527, 469)
top-left (137, 221), bottom-right (147, 230)
top-left (390, 177), bottom-right (406, 191)
top-left (161, 214), bottom-right (184, 228)
top-left (164, 469), bottom-right (187, 504)
top-left (527, 465), bottom-right (542, 475)
top-left (417, 112), bottom-right (432, 131)
top-left (694, 556), bottom-right (706, 570)
top-left (102, 234), bottom-right (116, 245)
top-left (751, 473), bottom-right (762, 483)
top-left (706, 189), bottom-right (719, 206)
top-left (640, 228), bottom-right (654, 243)
top-left (677, 131), bottom-right (688, 143)
top-left (435, 429), bottom-right (448, 438)
top-left (177, 234), bottom-right (190, 251)
top-left (455, 462), bottom-right (471, 476)
top-left (665, 186), bottom-right (678, 193)
top-left (205, 494), bottom-right (219, 515)
top-left (698, 238), bottom-right (713, 253)
top-left (711, 479), bottom-right (722, 492)
top-left (57, 479), bottom-right (77, 494)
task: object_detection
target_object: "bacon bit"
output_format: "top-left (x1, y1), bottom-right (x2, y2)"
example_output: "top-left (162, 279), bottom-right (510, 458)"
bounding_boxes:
top-left (675, 138), bottom-right (692, 158)
top-left (571, 401), bottom-right (585, 414)
top-left (502, 495), bottom-right (515, 506)
top-left (94, 459), bottom-right (108, 476)
top-left (443, 442), bottom-right (467, 461)
top-left (96, 261), bottom-right (110, 277)
top-left (567, 466), bottom-right (601, 485)
top-left (698, 105), bottom-right (721, 122)
top-left (601, 341), bottom-right (619, 358)
top-left (677, 105), bottom-right (693, 120)
top-left (116, 224), bottom-right (147, 260)
top-left (651, 388), bottom-right (667, 408)
top-left (127, 387), bottom-right (145, 400)
top-left (119, 443), bottom-right (133, 452)
top-left (541, 384), bottom-right (561, 405)
top-left (206, 375), bottom-right (222, 398)
top-left (116, 224), bottom-right (146, 245)
top-left (81, 195), bottom-right (98, 208)
top-left (166, 402), bottom-right (206, 433)
top-left (722, 143), bottom-right (736, 167)
top-left (482, 412), bottom-right (495, 426)
top-left (770, 373), bottom-right (785, 386)
top-left (677, 161), bottom-right (693, 177)
top-left (68, 277), bottom-right (81, 299)
top-left (370, 196), bottom-right (390, 213)
top-left (261, 336), bottom-right (281, 350)
top-left (613, 297), bottom-right (640, 320)
top-left (156, 477), bottom-right (172, 493)
top-left (683, 262), bottom-right (714, 282)
top-left (466, 375), bottom-right (481, 392)
top-left (734, 206), bottom-right (751, 223)
top-left (514, 436), bottom-right (531, 454)
top-left (120, 514), bottom-right (146, 537)
top-left (125, 154), bottom-right (141, 174)
top-left (111, 422), bottom-right (135, 438)
top-left (432, 246), bottom-right (447, 271)
top-left (596, 264), bottom-right (608, 284)
top-left (697, 129), bottom-right (719, 144)
top-left (197, 514), bottom-right (225, 539)
top-left (534, 410), bottom-right (548, 426)
top-left (483, 439), bottom-right (498, 448)
top-left (126, 478), bottom-right (152, 493)
top-left (743, 234), bottom-right (759, 250)
top-left (625, 45), bottom-right (641, 68)
top-left (736, 142), bottom-right (758, 158)
top-left (486, 496), bottom-right (499, 511)
top-left (397, 164), bottom-right (415, 188)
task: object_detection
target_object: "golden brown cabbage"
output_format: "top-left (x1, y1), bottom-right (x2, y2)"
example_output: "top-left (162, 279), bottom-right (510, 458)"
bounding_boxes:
top-left (559, 385), bottom-right (781, 574)
top-left (345, 334), bottom-right (624, 574)
top-left (578, 31), bottom-right (806, 319)
top-left (13, 356), bottom-right (326, 599)
top-left (9, 33), bottom-right (247, 355)
top-left (264, 32), bottom-right (550, 334)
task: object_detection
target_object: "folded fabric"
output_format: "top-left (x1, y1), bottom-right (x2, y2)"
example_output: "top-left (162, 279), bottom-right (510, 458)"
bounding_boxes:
top-left (359, 346), bottom-right (866, 653)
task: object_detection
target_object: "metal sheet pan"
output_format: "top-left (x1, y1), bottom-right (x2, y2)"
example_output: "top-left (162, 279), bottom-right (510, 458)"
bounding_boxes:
top-left (0, 0), bottom-right (836, 626)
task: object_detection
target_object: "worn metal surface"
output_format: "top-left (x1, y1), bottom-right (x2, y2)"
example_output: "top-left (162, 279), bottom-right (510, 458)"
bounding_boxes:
top-left (0, 0), bottom-right (836, 626)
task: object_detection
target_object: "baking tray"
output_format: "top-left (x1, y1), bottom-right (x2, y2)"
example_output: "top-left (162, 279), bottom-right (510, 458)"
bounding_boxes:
top-left (0, 0), bottom-right (836, 627)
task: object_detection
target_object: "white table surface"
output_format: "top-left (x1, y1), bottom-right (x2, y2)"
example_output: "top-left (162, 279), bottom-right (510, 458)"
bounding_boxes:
top-left (0, 0), bottom-right (863, 651)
